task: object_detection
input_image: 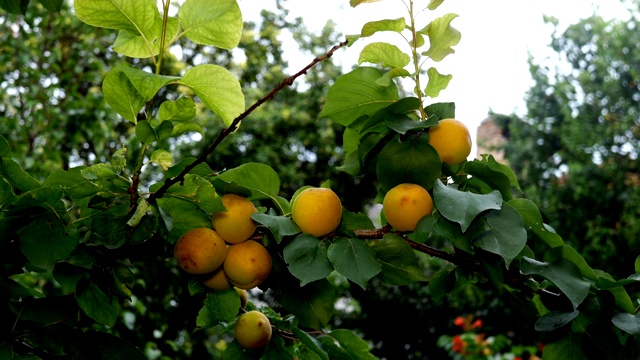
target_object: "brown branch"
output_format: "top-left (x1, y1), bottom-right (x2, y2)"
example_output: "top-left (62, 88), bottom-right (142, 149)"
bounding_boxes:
top-left (147, 39), bottom-right (349, 203)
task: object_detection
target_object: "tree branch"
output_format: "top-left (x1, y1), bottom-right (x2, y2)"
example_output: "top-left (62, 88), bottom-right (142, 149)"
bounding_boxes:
top-left (147, 38), bottom-right (349, 203)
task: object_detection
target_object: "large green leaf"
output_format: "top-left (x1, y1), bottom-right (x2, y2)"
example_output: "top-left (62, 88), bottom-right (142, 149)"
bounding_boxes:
top-left (320, 329), bottom-right (376, 360)
top-left (283, 234), bottom-right (334, 286)
top-left (113, 17), bottom-right (180, 58)
top-left (120, 65), bottom-right (179, 100)
top-left (521, 257), bottom-right (591, 310)
top-left (45, 167), bottom-right (99, 199)
top-left (612, 312), bottom-right (640, 337)
top-left (534, 310), bottom-right (580, 332)
top-left (466, 155), bottom-right (520, 200)
top-left (360, 17), bottom-right (406, 37)
top-left (216, 162), bottom-right (280, 201)
top-left (376, 133), bottom-right (442, 192)
top-left (291, 326), bottom-right (329, 360)
top-left (19, 219), bottom-right (78, 270)
top-left (180, 64), bottom-right (244, 127)
top-left (0, 0), bottom-right (29, 14)
top-left (419, 13), bottom-right (461, 61)
top-left (75, 280), bottom-right (121, 327)
top-left (424, 67), bottom-right (452, 98)
top-left (544, 246), bottom-right (597, 281)
top-left (102, 66), bottom-right (146, 123)
top-left (74, 0), bottom-right (156, 34)
top-left (196, 289), bottom-right (240, 328)
top-left (509, 198), bottom-right (564, 248)
top-left (9, 187), bottom-right (67, 219)
top-left (0, 158), bottom-right (41, 192)
top-left (179, 0), bottom-right (243, 49)
top-left (158, 97), bottom-right (197, 122)
top-left (252, 210), bottom-right (301, 244)
top-left (319, 67), bottom-right (400, 126)
top-left (372, 234), bottom-right (428, 285)
top-left (433, 179), bottom-right (502, 232)
top-left (475, 203), bottom-right (527, 268)
top-left (327, 237), bottom-right (381, 290)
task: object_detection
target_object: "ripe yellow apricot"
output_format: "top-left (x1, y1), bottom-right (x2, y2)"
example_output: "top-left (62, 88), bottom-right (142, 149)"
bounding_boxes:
top-left (291, 187), bottom-right (342, 237)
top-left (223, 240), bottom-right (272, 290)
top-left (201, 266), bottom-right (232, 290)
top-left (234, 310), bottom-right (272, 349)
top-left (174, 228), bottom-right (227, 274)
top-left (382, 183), bottom-right (434, 232)
top-left (428, 118), bottom-right (472, 165)
top-left (212, 194), bottom-right (258, 244)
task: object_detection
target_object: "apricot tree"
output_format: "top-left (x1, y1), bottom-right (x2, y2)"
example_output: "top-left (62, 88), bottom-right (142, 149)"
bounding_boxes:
top-left (2, 0), bottom-right (640, 359)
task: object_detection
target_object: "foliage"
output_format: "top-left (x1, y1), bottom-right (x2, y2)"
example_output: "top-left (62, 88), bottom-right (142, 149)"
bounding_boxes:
top-left (491, 0), bottom-right (640, 279)
top-left (2, 0), bottom-right (640, 359)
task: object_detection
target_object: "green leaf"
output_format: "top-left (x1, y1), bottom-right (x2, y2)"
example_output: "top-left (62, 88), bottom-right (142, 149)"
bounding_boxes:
top-left (433, 179), bottom-right (502, 232)
top-left (508, 198), bottom-right (564, 248)
top-left (283, 234), bottom-right (334, 286)
top-left (349, 0), bottom-right (383, 7)
top-left (158, 97), bottom-right (197, 122)
top-left (327, 237), bottom-right (381, 290)
top-left (120, 65), bottom-right (179, 100)
top-left (126, 198), bottom-right (151, 227)
top-left (0, 135), bottom-right (11, 157)
top-left (0, 158), bottom-right (41, 192)
top-left (360, 17), bottom-right (406, 37)
top-left (544, 246), bottom-right (597, 281)
top-left (339, 209), bottom-right (375, 232)
top-left (521, 257), bottom-right (591, 310)
top-left (179, 0), bottom-right (243, 49)
top-left (325, 329), bottom-right (376, 360)
top-left (320, 67), bottom-right (400, 126)
top-left (541, 333), bottom-right (586, 360)
top-left (612, 312), bottom-right (640, 337)
top-left (19, 219), bottom-right (78, 270)
top-left (375, 67), bottom-right (412, 87)
top-left (424, 67), bottom-right (452, 98)
top-left (376, 133), bottom-right (442, 192)
top-left (0, 0), bottom-right (29, 14)
top-left (475, 203), bottom-right (527, 268)
top-left (427, 0), bottom-right (445, 10)
top-left (358, 42), bottom-right (410, 69)
top-left (89, 203), bottom-right (130, 249)
top-left (76, 280), bottom-right (121, 327)
top-left (180, 64), bottom-right (244, 127)
top-left (113, 17), bottom-right (180, 58)
top-left (135, 121), bottom-right (157, 144)
top-left (102, 66), bottom-right (146, 123)
top-left (216, 162), bottom-right (280, 200)
top-left (44, 167), bottom-right (99, 199)
top-left (150, 149), bottom-right (172, 171)
top-left (372, 234), bottom-right (428, 285)
top-left (425, 101), bottom-right (455, 120)
top-left (10, 187), bottom-right (67, 219)
top-left (252, 210), bottom-right (301, 244)
top-left (0, 178), bottom-right (16, 209)
top-left (419, 13), bottom-right (461, 62)
top-left (278, 279), bottom-right (336, 329)
top-left (466, 155), bottom-right (520, 200)
top-left (535, 310), bottom-right (580, 332)
top-left (292, 327), bottom-right (329, 360)
top-left (74, 0), bottom-right (156, 34)
top-left (196, 289), bottom-right (240, 328)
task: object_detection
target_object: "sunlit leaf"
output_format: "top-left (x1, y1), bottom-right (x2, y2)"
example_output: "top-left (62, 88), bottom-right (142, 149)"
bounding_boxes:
top-left (349, 0), bottom-right (383, 7)
top-left (419, 13), bottom-right (461, 61)
top-left (180, 64), bottom-right (244, 127)
top-left (102, 67), bottom-right (146, 123)
top-left (360, 17), bottom-right (406, 37)
top-left (158, 97), bottom-right (197, 122)
top-left (375, 67), bottom-right (411, 87)
top-left (120, 65), bottom-right (179, 101)
top-left (427, 0), bottom-right (444, 10)
top-left (319, 67), bottom-right (399, 126)
top-left (150, 149), bottom-right (172, 171)
top-left (179, 0), bottom-right (242, 49)
top-left (424, 67), bottom-right (452, 98)
top-left (74, 0), bottom-right (156, 34)
top-left (216, 162), bottom-right (280, 200)
top-left (113, 16), bottom-right (180, 58)
top-left (358, 42), bottom-right (410, 69)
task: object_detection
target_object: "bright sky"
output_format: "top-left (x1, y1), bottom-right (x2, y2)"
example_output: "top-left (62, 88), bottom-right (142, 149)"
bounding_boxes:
top-left (238, 0), bottom-right (632, 158)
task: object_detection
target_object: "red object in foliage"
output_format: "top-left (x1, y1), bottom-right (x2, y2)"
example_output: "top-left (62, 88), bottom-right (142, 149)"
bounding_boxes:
top-left (471, 319), bottom-right (482, 329)
top-left (454, 316), bottom-right (465, 328)
top-left (452, 334), bottom-right (467, 353)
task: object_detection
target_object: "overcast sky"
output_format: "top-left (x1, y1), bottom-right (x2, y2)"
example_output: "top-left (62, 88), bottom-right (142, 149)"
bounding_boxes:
top-left (238, 0), bottom-right (633, 157)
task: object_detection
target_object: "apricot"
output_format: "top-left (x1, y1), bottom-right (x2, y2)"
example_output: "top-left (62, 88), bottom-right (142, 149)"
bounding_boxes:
top-left (234, 310), bottom-right (272, 349)
top-left (173, 228), bottom-right (227, 274)
top-left (201, 266), bottom-right (232, 290)
top-left (382, 183), bottom-right (433, 231)
top-left (212, 193), bottom-right (258, 244)
top-left (428, 118), bottom-right (472, 165)
top-left (223, 240), bottom-right (272, 290)
top-left (291, 187), bottom-right (342, 237)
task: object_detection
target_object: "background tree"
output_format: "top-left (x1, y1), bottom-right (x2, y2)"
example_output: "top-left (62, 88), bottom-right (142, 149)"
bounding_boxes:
top-left (492, 0), bottom-right (640, 279)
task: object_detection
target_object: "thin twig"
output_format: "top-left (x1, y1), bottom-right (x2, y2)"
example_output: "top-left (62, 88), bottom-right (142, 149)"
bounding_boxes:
top-left (147, 38), bottom-right (349, 203)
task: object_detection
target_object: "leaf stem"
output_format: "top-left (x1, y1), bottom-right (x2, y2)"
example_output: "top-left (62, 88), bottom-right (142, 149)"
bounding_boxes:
top-left (156, 0), bottom-right (171, 75)
top-left (407, 0), bottom-right (428, 120)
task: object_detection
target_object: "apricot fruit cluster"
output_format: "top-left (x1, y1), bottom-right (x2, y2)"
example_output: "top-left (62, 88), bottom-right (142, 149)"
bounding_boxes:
top-left (174, 193), bottom-right (272, 292)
